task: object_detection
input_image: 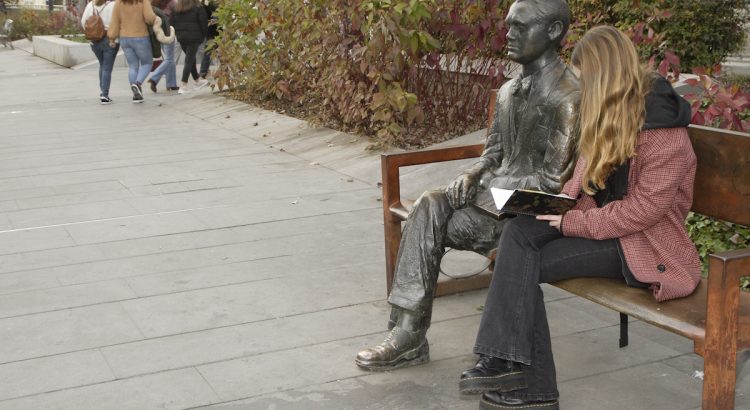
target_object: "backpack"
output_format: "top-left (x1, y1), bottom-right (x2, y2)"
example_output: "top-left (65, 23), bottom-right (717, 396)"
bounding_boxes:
top-left (84, 2), bottom-right (108, 41)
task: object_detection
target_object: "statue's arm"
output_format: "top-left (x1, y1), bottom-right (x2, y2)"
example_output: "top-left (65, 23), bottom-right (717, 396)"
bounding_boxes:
top-left (539, 91), bottom-right (580, 193)
top-left (446, 91), bottom-right (505, 208)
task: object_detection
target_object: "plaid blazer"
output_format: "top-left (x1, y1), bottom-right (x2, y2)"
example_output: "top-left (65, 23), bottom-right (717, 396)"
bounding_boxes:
top-left (560, 127), bottom-right (702, 302)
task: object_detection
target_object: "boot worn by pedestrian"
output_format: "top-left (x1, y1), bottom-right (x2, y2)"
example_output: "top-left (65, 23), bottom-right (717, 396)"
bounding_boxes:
top-left (480, 391), bottom-right (559, 410)
top-left (355, 309), bottom-right (429, 371)
top-left (459, 355), bottom-right (526, 394)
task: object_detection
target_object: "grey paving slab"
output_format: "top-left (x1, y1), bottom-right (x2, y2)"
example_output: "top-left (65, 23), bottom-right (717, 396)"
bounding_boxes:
top-left (195, 317), bottom-right (481, 402)
top-left (0, 245), bottom-right (107, 275)
top-left (0, 369), bottom-right (219, 410)
top-left (63, 209), bottom-right (210, 245)
top-left (119, 264), bottom-right (384, 338)
top-left (0, 268), bottom-right (61, 295)
top-left (5, 199), bottom-right (142, 230)
top-left (559, 362), bottom-right (703, 409)
top-left (0, 303), bottom-right (144, 363)
top-left (0, 279), bottom-right (136, 319)
top-left (0, 350), bottom-right (115, 401)
top-left (553, 324), bottom-right (687, 383)
top-left (55, 221), bottom-right (380, 286)
top-left (199, 356), bottom-right (479, 410)
top-left (0, 226), bottom-right (76, 255)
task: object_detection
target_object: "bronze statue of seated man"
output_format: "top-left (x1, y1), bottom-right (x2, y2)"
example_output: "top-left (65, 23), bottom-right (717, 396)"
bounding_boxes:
top-left (356, 0), bottom-right (581, 371)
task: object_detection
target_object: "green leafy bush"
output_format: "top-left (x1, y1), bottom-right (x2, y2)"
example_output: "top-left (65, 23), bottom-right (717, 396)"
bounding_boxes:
top-left (9, 9), bottom-right (80, 40)
top-left (686, 213), bottom-right (750, 289)
top-left (568, 0), bottom-right (749, 71)
top-left (214, 0), bottom-right (509, 148)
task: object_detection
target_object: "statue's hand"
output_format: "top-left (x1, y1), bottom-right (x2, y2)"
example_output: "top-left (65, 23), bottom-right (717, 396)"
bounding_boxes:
top-left (446, 173), bottom-right (477, 209)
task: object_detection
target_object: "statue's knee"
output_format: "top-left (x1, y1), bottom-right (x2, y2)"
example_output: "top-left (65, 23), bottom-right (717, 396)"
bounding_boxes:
top-left (414, 190), bottom-right (448, 211)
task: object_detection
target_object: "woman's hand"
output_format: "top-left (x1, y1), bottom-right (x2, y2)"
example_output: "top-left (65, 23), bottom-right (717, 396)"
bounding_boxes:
top-left (537, 214), bottom-right (562, 231)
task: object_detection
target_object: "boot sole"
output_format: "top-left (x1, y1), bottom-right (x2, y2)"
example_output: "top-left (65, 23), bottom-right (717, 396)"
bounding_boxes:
top-left (355, 340), bottom-right (429, 371)
top-left (479, 397), bottom-right (559, 410)
top-left (459, 370), bottom-right (527, 395)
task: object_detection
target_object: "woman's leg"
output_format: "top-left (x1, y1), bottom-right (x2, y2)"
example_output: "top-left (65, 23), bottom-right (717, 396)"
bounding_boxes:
top-left (472, 216), bottom-right (624, 401)
top-left (90, 40), bottom-right (105, 96)
top-left (181, 42), bottom-right (199, 83)
top-left (163, 42), bottom-right (177, 88)
top-left (150, 44), bottom-right (169, 84)
top-left (199, 48), bottom-right (211, 77)
top-left (119, 38), bottom-right (139, 85)
top-left (100, 42), bottom-right (119, 98)
top-left (133, 37), bottom-right (153, 85)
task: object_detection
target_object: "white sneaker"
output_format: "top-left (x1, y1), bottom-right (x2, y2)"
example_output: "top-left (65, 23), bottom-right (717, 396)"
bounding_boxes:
top-left (178, 86), bottom-right (190, 95)
top-left (194, 78), bottom-right (209, 89)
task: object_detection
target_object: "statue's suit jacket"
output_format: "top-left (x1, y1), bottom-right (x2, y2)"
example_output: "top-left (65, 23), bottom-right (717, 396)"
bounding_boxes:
top-left (474, 59), bottom-right (580, 201)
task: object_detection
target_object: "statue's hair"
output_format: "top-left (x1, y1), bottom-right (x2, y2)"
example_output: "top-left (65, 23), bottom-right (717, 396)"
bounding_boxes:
top-left (514, 0), bottom-right (571, 44)
top-left (571, 26), bottom-right (653, 195)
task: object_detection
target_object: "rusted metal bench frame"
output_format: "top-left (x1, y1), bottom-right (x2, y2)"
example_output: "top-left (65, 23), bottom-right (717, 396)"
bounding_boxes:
top-left (380, 91), bottom-right (750, 409)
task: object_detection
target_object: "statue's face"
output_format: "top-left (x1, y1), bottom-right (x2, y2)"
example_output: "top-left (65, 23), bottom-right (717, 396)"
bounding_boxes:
top-left (505, 2), bottom-right (555, 65)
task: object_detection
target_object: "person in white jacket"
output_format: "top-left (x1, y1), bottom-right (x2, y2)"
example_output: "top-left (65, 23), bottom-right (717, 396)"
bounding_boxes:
top-left (81, 0), bottom-right (117, 104)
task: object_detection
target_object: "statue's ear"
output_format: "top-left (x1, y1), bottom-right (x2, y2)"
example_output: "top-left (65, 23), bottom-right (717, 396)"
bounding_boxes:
top-left (547, 20), bottom-right (563, 42)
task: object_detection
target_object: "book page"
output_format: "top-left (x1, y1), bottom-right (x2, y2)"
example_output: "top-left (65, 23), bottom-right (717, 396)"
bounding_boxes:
top-left (490, 188), bottom-right (514, 210)
top-left (517, 189), bottom-right (573, 199)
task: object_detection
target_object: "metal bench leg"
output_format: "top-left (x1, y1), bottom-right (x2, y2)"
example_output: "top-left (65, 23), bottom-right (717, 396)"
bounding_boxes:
top-left (619, 313), bottom-right (628, 348)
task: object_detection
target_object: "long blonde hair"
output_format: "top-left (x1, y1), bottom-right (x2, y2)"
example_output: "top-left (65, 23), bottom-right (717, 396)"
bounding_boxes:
top-left (571, 26), bottom-right (653, 195)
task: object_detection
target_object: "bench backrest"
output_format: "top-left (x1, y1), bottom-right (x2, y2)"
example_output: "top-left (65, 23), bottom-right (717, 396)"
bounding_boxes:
top-left (688, 125), bottom-right (750, 226)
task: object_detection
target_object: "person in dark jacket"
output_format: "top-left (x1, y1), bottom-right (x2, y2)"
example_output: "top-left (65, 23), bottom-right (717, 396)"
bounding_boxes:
top-left (171, 0), bottom-right (207, 94)
top-left (198, 0), bottom-right (217, 79)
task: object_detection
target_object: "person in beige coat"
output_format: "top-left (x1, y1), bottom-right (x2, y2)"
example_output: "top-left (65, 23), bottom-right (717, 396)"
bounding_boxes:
top-left (107, 0), bottom-right (157, 103)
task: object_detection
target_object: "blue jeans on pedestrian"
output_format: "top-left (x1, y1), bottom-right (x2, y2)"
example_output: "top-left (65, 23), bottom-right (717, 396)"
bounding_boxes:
top-left (119, 36), bottom-right (153, 85)
top-left (90, 37), bottom-right (119, 97)
top-left (199, 45), bottom-right (211, 77)
top-left (150, 41), bottom-right (176, 88)
top-left (474, 216), bottom-right (627, 401)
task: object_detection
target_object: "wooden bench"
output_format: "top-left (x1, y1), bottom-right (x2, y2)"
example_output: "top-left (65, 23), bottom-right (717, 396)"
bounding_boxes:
top-left (380, 91), bottom-right (750, 409)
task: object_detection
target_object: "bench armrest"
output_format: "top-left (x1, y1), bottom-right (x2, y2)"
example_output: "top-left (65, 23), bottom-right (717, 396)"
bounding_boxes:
top-left (380, 144), bottom-right (484, 218)
top-left (701, 245), bottom-right (750, 406)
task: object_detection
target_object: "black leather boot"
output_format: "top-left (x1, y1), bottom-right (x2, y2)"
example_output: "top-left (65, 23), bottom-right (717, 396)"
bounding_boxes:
top-left (459, 355), bottom-right (527, 394)
top-left (355, 309), bottom-right (429, 371)
top-left (480, 391), bottom-right (559, 410)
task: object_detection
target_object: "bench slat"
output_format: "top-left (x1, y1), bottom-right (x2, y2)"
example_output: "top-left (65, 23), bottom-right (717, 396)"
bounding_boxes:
top-left (554, 277), bottom-right (750, 355)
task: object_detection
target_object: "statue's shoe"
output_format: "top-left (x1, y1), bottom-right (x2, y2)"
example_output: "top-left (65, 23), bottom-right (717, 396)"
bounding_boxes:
top-left (355, 327), bottom-right (429, 371)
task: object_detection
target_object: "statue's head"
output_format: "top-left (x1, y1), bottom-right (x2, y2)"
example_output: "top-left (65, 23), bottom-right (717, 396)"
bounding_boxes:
top-left (505, 0), bottom-right (571, 65)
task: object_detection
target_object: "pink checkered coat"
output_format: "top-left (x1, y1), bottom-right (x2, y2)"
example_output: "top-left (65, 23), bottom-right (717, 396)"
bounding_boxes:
top-left (560, 127), bottom-right (702, 302)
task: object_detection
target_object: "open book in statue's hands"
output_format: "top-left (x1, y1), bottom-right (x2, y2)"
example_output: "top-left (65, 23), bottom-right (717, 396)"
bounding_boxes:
top-left (473, 188), bottom-right (576, 219)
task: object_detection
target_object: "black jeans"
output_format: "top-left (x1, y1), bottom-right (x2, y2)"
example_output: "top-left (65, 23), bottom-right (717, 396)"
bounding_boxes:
top-left (474, 215), bottom-right (625, 401)
top-left (179, 41), bottom-right (200, 83)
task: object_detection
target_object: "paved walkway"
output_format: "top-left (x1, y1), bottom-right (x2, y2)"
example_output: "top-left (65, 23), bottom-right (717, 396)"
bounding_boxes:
top-left (0, 45), bottom-right (748, 410)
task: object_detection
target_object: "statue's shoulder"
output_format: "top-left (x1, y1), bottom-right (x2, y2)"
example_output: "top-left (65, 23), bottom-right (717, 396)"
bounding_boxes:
top-left (547, 65), bottom-right (581, 105)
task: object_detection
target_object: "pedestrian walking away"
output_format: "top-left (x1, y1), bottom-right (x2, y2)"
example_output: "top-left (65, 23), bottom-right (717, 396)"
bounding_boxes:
top-left (81, 0), bottom-right (117, 104)
top-left (171, 0), bottom-right (208, 94)
top-left (108, 0), bottom-right (158, 103)
top-left (148, 0), bottom-right (179, 92)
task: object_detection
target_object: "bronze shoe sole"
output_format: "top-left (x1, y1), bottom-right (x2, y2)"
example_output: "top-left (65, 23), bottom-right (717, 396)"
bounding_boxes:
top-left (354, 340), bottom-right (429, 371)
